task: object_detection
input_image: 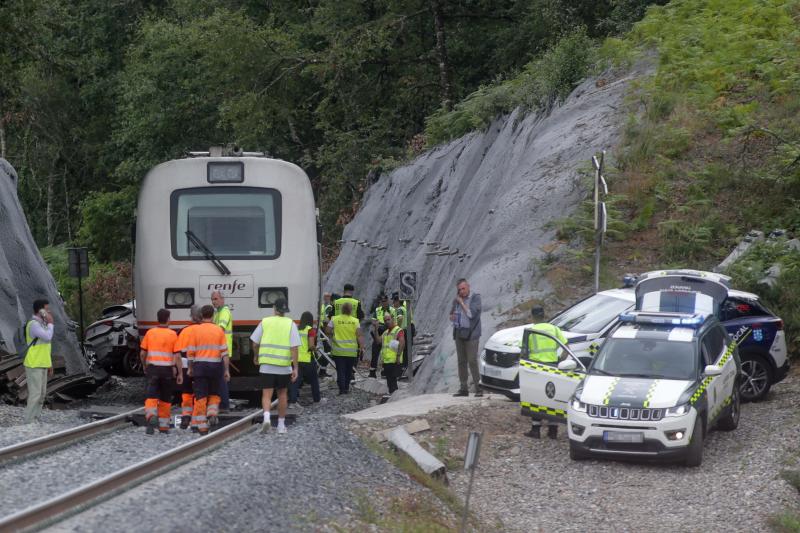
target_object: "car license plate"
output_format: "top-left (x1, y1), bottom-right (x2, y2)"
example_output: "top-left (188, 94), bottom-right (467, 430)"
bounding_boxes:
top-left (603, 431), bottom-right (644, 443)
top-left (484, 366), bottom-right (502, 377)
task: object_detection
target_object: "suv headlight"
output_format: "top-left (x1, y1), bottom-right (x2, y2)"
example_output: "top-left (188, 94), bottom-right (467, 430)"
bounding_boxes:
top-left (665, 402), bottom-right (691, 417)
top-left (570, 398), bottom-right (587, 412)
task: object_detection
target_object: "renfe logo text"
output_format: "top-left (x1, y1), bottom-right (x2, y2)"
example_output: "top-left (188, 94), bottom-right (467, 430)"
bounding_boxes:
top-left (208, 280), bottom-right (248, 295)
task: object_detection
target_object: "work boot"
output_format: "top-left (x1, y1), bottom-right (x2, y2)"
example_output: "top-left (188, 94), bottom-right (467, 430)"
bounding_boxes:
top-left (190, 426), bottom-right (199, 433)
top-left (180, 416), bottom-right (190, 429)
top-left (474, 390), bottom-right (484, 397)
top-left (548, 426), bottom-right (558, 440)
top-left (452, 390), bottom-right (468, 397)
top-left (145, 417), bottom-right (156, 435)
top-left (525, 425), bottom-right (541, 439)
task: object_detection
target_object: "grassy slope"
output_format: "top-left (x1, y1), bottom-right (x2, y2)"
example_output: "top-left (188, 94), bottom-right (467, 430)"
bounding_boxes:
top-left (549, 0), bottom-right (800, 352)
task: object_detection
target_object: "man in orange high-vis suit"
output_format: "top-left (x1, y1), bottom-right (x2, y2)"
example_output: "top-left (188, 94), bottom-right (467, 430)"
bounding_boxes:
top-left (186, 305), bottom-right (229, 435)
top-left (175, 306), bottom-right (202, 429)
top-left (140, 308), bottom-right (182, 435)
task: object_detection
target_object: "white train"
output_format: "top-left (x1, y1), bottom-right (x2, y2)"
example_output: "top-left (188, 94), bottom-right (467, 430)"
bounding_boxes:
top-left (134, 148), bottom-right (320, 392)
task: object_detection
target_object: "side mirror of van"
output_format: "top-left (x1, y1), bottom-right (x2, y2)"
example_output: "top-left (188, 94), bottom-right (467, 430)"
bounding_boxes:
top-left (558, 359), bottom-right (577, 371)
top-left (703, 364), bottom-right (722, 376)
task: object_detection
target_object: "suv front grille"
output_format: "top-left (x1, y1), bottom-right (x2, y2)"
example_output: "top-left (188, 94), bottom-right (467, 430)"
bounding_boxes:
top-left (587, 404), bottom-right (663, 421)
top-left (483, 349), bottom-right (519, 368)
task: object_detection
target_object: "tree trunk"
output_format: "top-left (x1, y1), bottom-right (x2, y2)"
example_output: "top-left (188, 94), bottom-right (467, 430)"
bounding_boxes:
top-left (62, 166), bottom-right (72, 242)
top-left (432, 0), bottom-right (453, 111)
top-left (0, 121), bottom-right (6, 159)
top-left (46, 172), bottom-right (55, 246)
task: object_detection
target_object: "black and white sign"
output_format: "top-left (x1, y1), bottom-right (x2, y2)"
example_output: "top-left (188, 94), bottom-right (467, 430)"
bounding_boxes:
top-left (67, 247), bottom-right (89, 278)
top-left (399, 271), bottom-right (417, 300)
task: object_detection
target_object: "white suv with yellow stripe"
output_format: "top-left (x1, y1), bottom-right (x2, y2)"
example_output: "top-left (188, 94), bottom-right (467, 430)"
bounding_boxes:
top-left (563, 311), bottom-right (740, 466)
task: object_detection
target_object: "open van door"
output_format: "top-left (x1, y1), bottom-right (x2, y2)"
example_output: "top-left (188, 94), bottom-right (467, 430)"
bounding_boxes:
top-left (635, 273), bottom-right (729, 316)
top-left (519, 329), bottom-right (586, 423)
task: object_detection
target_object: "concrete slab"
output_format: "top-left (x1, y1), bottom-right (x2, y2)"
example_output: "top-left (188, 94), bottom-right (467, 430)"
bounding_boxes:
top-left (344, 392), bottom-right (511, 421)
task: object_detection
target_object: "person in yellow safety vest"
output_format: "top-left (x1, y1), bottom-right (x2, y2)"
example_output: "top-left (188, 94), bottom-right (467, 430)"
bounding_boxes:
top-left (23, 299), bottom-right (54, 424)
top-left (370, 294), bottom-right (396, 378)
top-left (333, 283), bottom-right (364, 319)
top-left (139, 308), bottom-right (182, 434)
top-left (326, 301), bottom-right (364, 395)
top-left (524, 305), bottom-right (568, 440)
top-left (251, 298), bottom-right (299, 435)
top-left (380, 312), bottom-right (405, 394)
top-left (211, 291), bottom-right (233, 411)
top-left (289, 311), bottom-right (321, 407)
top-left (186, 305), bottom-right (229, 435)
top-left (320, 292), bottom-right (332, 323)
top-left (175, 305), bottom-right (202, 429)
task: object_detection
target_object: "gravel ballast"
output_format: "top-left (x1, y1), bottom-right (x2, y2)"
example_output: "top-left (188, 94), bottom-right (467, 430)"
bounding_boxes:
top-left (17, 377), bottom-right (438, 532)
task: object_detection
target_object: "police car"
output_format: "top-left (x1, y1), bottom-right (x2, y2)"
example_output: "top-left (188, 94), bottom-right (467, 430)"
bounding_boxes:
top-left (520, 274), bottom-right (741, 466)
top-left (481, 269), bottom-right (787, 402)
top-left (479, 289), bottom-right (634, 399)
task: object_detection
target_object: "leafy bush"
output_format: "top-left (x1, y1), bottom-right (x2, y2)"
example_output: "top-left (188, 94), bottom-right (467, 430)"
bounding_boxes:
top-left (726, 240), bottom-right (800, 355)
top-left (77, 186), bottom-right (137, 263)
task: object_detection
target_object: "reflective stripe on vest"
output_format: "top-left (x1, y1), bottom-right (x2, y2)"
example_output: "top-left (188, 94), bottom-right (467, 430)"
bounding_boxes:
top-left (298, 326), bottom-right (312, 363)
top-left (258, 316), bottom-right (294, 366)
top-left (381, 326), bottom-right (402, 364)
top-left (24, 320), bottom-right (52, 368)
top-left (331, 315), bottom-right (360, 357)
top-left (186, 323), bottom-right (228, 362)
top-left (528, 323), bottom-right (561, 363)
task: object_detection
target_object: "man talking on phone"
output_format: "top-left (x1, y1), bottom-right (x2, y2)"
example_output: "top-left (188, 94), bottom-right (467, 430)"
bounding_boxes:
top-left (450, 278), bottom-right (482, 397)
top-left (23, 299), bottom-right (54, 424)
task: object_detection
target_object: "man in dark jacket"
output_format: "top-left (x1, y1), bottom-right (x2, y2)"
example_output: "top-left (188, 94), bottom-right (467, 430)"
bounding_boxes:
top-left (450, 278), bottom-right (482, 397)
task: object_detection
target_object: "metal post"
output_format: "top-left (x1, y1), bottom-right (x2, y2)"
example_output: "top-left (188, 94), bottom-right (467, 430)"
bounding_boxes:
top-left (406, 299), bottom-right (413, 384)
top-left (77, 273), bottom-right (84, 343)
top-left (460, 431), bottom-right (482, 533)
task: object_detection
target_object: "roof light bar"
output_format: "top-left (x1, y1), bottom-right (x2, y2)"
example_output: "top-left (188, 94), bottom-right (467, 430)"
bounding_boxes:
top-left (618, 311), bottom-right (707, 328)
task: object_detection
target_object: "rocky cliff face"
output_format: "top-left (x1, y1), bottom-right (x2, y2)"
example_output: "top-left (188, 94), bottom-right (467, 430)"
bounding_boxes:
top-left (325, 65), bottom-right (648, 394)
top-left (0, 159), bottom-right (87, 374)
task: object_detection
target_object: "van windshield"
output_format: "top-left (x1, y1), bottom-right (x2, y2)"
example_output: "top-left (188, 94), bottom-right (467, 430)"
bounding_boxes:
top-left (550, 294), bottom-right (633, 334)
top-left (171, 187), bottom-right (281, 259)
top-left (592, 337), bottom-right (697, 380)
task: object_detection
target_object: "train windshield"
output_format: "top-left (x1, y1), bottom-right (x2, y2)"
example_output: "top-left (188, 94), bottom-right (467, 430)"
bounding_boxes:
top-left (171, 187), bottom-right (281, 259)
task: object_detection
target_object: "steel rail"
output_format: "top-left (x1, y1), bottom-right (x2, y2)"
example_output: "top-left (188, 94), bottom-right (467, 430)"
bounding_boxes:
top-left (0, 409), bottom-right (263, 533)
top-left (0, 408), bottom-right (142, 465)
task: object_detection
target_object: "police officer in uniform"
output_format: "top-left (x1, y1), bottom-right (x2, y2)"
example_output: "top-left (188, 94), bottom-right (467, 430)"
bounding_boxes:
top-left (525, 306), bottom-right (568, 439)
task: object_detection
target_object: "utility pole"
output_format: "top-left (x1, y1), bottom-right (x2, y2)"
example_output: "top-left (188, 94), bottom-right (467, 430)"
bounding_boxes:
top-left (592, 151), bottom-right (608, 294)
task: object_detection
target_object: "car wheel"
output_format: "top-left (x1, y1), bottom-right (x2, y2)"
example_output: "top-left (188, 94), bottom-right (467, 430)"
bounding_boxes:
top-left (717, 387), bottom-right (740, 431)
top-left (739, 354), bottom-right (772, 402)
top-left (122, 349), bottom-right (144, 376)
top-left (569, 441), bottom-right (589, 461)
top-left (684, 416), bottom-right (704, 467)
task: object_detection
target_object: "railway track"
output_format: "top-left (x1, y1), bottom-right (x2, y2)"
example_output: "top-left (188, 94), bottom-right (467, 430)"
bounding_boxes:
top-left (0, 408), bottom-right (142, 465)
top-left (0, 409), bottom-right (263, 532)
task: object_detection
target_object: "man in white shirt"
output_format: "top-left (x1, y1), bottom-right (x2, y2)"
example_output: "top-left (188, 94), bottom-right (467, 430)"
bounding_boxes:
top-left (250, 299), bottom-right (299, 434)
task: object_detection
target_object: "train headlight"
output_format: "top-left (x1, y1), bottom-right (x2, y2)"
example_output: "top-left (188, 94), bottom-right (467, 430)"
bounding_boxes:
top-left (258, 287), bottom-right (288, 308)
top-left (165, 289), bottom-right (194, 308)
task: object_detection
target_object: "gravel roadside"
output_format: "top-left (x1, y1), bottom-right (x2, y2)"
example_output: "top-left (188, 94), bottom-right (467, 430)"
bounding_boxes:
top-left (359, 370), bottom-right (800, 532)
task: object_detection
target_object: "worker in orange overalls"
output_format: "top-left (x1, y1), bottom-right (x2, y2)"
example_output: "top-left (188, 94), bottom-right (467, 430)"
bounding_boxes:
top-left (139, 308), bottom-right (182, 435)
top-left (186, 305), bottom-right (229, 435)
top-left (175, 305), bottom-right (202, 429)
